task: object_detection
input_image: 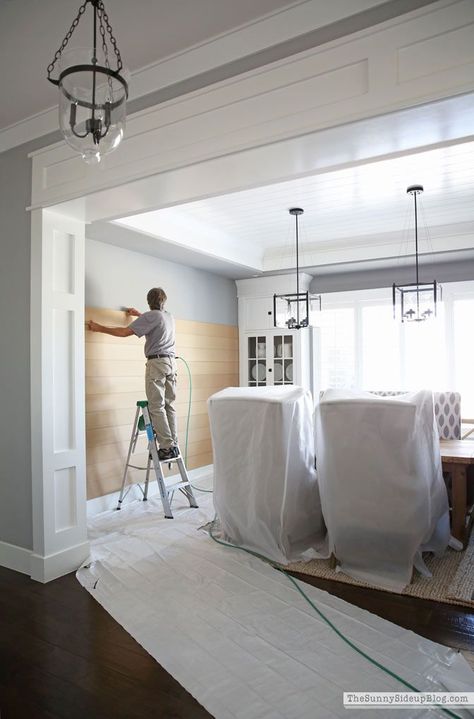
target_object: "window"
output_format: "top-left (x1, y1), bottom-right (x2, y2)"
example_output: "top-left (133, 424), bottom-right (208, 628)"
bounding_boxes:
top-left (362, 304), bottom-right (400, 390)
top-left (318, 282), bottom-right (474, 415)
top-left (319, 307), bottom-right (355, 389)
top-left (403, 306), bottom-right (447, 390)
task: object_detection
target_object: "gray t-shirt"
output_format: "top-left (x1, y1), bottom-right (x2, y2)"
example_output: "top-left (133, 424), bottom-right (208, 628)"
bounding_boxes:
top-left (130, 310), bottom-right (176, 357)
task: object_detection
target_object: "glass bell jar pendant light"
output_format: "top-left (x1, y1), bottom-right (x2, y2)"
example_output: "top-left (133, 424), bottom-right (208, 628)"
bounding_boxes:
top-left (273, 208), bottom-right (321, 329)
top-left (392, 185), bottom-right (440, 323)
top-left (46, 0), bottom-right (129, 164)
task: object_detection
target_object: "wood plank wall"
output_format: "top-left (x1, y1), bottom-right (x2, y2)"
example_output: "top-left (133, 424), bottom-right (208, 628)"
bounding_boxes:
top-left (85, 307), bottom-right (239, 499)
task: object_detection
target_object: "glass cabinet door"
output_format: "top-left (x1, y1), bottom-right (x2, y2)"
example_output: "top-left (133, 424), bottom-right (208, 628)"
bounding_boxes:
top-left (273, 334), bottom-right (294, 385)
top-left (248, 336), bottom-right (267, 386)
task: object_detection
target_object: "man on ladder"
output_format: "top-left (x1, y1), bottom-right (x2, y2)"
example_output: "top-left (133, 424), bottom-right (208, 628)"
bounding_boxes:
top-left (87, 288), bottom-right (198, 518)
top-left (87, 287), bottom-right (179, 461)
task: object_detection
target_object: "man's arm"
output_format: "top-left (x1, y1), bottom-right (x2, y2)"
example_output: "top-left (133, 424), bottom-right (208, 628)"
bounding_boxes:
top-left (87, 320), bottom-right (134, 337)
top-left (126, 307), bottom-right (142, 317)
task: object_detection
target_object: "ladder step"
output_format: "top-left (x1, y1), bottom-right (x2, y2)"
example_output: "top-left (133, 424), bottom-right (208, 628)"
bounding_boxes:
top-left (165, 479), bottom-right (193, 493)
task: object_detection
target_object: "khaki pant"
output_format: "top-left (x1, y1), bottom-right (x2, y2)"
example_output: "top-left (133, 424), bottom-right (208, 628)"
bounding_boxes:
top-left (145, 357), bottom-right (178, 449)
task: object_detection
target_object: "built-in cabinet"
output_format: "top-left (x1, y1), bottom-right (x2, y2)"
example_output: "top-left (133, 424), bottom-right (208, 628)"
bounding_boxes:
top-left (245, 332), bottom-right (296, 387)
top-left (236, 274), bottom-right (318, 396)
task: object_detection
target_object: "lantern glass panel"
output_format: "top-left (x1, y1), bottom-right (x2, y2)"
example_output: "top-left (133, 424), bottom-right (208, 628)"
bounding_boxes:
top-left (274, 291), bottom-right (320, 329)
top-left (393, 282), bottom-right (439, 323)
top-left (58, 48), bottom-right (127, 163)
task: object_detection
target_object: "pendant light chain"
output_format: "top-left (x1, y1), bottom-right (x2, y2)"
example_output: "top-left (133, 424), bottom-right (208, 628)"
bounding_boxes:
top-left (414, 190), bottom-right (419, 287)
top-left (46, 0), bottom-right (124, 83)
top-left (47, 0), bottom-right (89, 81)
top-left (97, 1), bottom-right (123, 73)
top-left (295, 212), bottom-right (300, 327)
top-left (98, 7), bottom-right (114, 99)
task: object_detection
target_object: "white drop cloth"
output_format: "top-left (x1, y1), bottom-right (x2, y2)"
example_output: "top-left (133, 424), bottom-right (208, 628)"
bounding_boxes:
top-left (78, 489), bottom-right (474, 719)
top-left (315, 389), bottom-right (451, 592)
top-left (208, 386), bottom-right (326, 565)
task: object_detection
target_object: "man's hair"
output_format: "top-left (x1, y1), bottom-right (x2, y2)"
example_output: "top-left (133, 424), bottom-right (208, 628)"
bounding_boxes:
top-left (147, 287), bottom-right (167, 310)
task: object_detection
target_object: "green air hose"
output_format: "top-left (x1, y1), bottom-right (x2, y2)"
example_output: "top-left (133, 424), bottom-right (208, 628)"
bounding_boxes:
top-left (176, 356), bottom-right (213, 493)
top-left (176, 357), bottom-right (462, 719)
top-left (207, 520), bottom-right (463, 719)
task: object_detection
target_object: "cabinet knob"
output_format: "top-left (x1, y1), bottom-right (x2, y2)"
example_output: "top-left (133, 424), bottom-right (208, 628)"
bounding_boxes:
top-left (268, 311), bottom-right (272, 315)
top-left (268, 368), bottom-right (272, 372)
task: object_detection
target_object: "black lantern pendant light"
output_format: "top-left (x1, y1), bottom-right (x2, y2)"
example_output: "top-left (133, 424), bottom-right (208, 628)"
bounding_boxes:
top-left (392, 185), bottom-right (440, 323)
top-left (47, 0), bottom-right (129, 164)
top-left (273, 208), bottom-right (321, 329)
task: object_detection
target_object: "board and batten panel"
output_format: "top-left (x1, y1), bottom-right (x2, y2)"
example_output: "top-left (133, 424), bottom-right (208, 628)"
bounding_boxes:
top-left (85, 307), bottom-right (238, 499)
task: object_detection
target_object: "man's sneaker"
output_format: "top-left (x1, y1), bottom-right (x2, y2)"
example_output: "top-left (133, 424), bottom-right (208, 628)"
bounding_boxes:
top-left (158, 445), bottom-right (180, 461)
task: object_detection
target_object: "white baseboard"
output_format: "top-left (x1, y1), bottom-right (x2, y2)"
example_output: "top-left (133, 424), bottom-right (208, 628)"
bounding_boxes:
top-left (0, 540), bottom-right (32, 576)
top-left (1, 466), bottom-right (213, 581)
top-left (30, 540), bottom-right (91, 583)
top-left (87, 464), bottom-right (214, 517)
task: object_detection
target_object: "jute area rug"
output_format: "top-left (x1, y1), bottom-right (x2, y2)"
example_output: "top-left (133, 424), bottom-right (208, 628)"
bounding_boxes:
top-left (287, 530), bottom-right (474, 609)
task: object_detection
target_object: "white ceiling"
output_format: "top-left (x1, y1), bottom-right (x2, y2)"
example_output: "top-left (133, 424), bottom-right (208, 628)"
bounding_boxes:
top-left (115, 139), bottom-right (474, 275)
top-left (0, 0), bottom-right (299, 129)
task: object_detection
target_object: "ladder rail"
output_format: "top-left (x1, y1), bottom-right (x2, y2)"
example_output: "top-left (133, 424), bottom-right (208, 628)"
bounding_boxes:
top-left (117, 400), bottom-right (198, 517)
top-left (117, 406), bottom-right (141, 510)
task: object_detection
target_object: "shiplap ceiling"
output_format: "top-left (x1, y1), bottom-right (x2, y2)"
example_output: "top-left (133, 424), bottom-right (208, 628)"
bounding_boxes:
top-left (116, 139), bottom-right (474, 275)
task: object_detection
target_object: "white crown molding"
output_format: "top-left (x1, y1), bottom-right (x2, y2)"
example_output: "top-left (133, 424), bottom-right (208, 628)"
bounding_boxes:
top-left (0, 106), bottom-right (58, 154)
top-left (0, 0), bottom-right (443, 154)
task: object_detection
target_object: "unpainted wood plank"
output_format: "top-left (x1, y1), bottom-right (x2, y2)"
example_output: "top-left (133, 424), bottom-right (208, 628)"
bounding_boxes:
top-left (86, 376), bottom-right (145, 395)
top-left (176, 319), bottom-right (238, 338)
top-left (85, 372), bottom-right (238, 394)
top-left (86, 407), bottom-right (210, 431)
top-left (87, 423), bottom-right (211, 449)
top-left (85, 307), bottom-right (237, 499)
top-left (85, 343), bottom-right (144, 361)
top-left (175, 333), bottom-right (238, 350)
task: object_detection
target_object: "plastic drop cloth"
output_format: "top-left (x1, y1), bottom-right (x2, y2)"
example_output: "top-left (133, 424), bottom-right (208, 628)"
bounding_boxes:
top-left (315, 388), bottom-right (451, 592)
top-left (208, 386), bottom-right (326, 565)
top-left (77, 491), bottom-right (474, 719)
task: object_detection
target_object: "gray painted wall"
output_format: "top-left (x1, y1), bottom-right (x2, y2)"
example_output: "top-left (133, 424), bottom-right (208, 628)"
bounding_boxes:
top-left (0, 132), bottom-right (56, 549)
top-left (86, 238), bottom-right (237, 325)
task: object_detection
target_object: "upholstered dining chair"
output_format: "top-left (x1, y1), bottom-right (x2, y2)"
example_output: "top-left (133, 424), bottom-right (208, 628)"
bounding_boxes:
top-left (314, 389), bottom-right (451, 592)
top-left (208, 386), bottom-right (326, 565)
top-left (370, 391), bottom-right (461, 440)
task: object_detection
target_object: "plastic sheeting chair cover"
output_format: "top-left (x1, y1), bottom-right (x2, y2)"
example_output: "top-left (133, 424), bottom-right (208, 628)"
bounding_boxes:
top-left (208, 386), bottom-right (326, 565)
top-left (315, 388), bottom-right (450, 592)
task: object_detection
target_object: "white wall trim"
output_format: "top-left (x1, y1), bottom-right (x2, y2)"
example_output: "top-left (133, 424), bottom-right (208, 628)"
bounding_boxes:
top-left (30, 541), bottom-right (91, 583)
top-left (28, 0), bottom-right (474, 212)
top-left (0, 0), bottom-right (402, 154)
top-left (87, 464), bottom-right (214, 517)
top-left (0, 540), bottom-right (32, 576)
top-left (0, 465), bottom-right (214, 579)
top-left (30, 208), bottom-right (89, 584)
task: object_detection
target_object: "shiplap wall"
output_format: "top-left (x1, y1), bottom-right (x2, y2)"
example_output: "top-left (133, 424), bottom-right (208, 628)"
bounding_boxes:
top-left (85, 307), bottom-right (238, 499)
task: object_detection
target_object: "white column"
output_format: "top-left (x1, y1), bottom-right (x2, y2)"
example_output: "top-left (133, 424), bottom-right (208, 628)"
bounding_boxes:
top-left (30, 208), bottom-right (89, 582)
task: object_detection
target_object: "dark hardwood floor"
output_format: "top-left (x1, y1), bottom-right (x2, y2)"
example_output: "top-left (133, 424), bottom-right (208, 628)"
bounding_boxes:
top-left (0, 567), bottom-right (211, 719)
top-left (1, 564), bottom-right (473, 719)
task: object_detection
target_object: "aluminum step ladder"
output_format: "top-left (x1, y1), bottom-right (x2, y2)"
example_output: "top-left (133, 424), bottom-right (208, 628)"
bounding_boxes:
top-left (116, 400), bottom-right (198, 518)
